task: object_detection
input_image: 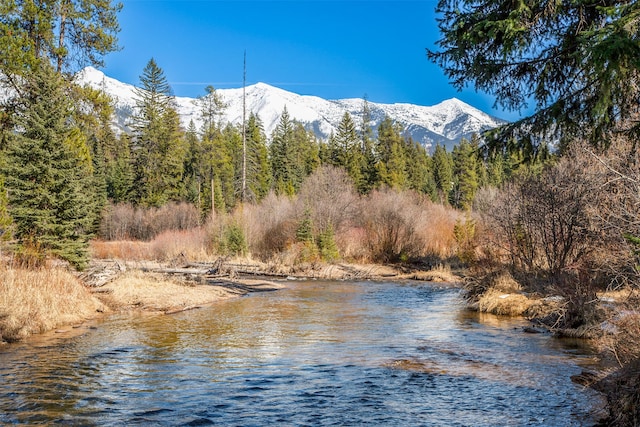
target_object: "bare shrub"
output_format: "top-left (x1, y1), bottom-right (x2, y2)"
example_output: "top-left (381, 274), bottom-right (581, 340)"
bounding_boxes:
top-left (582, 138), bottom-right (640, 290)
top-left (360, 189), bottom-right (461, 263)
top-left (100, 202), bottom-right (200, 241)
top-left (90, 240), bottom-right (153, 261)
top-left (359, 189), bottom-right (428, 263)
top-left (151, 228), bottom-right (211, 262)
top-left (296, 166), bottom-right (359, 235)
top-left (239, 191), bottom-right (297, 258)
top-left (420, 202), bottom-right (460, 260)
top-left (477, 143), bottom-right (612, 279)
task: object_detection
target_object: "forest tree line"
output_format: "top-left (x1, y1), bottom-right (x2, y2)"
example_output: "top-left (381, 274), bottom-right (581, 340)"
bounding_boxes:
top-left (0, 52), bottom-right (551, 269)
top-left (100, 58), bottom-right (550, 216)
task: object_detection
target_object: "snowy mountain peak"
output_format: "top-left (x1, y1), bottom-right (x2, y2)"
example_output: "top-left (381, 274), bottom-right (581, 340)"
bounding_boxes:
top-left (74, 67), bottom-right (506, 150)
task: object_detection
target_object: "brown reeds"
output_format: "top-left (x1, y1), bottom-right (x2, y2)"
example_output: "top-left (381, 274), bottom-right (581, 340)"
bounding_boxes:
top-left (0, 265), bottom-right (105, 342)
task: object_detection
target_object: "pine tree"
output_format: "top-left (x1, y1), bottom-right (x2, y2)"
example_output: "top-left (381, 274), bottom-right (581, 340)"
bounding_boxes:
top-left (0, 176), bottom-right (12, 243)
top-left (244, 113), bottom-right (271, 201)
top-left (433, 144), bottom-right (454, 205)
top-left (105, 133), bottom-right (133, 203)
top-left (0, 0), bottom-right (121, 78)
top-left (183, 120), bottom-right (202, 207)
top-left (317, 224), bottom-right (340, 262)
top-left (428, 0), bottom-right (640, 146)
top-left (131, 59), bottom-right (187, 207)
top-left (406, 140), bottom-right (437, 199)
top-left (375, 116), bottom-right (408, 190)
top-left (270, 107), bottom-right (297, 195)
top-left (331, 112), bottom-right (364, 189)
top-left (199, 85), bottom-right (227, 141)
top-left (358, 95), bottom-right (378, 193)
top-left (451, 138), bottom-right (479, 210)
top-left (2, 63), bottom-right (95, 268)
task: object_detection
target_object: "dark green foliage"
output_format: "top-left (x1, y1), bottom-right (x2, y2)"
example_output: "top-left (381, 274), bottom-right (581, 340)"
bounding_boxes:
top-left (451, 138), bottom-right (479, 210)
top-left (428, 0), bottom-right (640, 147)
top-left (405, 139), bottom-right (437, 200)
top-left (221, 223), bottom-right (247, 256)
top-left (375, 116), bottom-right (408, 190)
top-left (2, 64), bottom-right (96, 268)
top-left (432, 144), bottom-right (453, 204)
top-left (270, 108), bottom-right (319, 195)
top-left (317, 225), bottom-right (340, 262)
top-left (0, 176), bottom-right (12, 242)
top-left (357, 97), bottom-right (378, 194)
top-left (0, 0), bottom-right (121, 77)
top-left (131, 59), bottom-right (187, 207)
top-left (327, 112), bottom-right (365, 189)
top-left (244, 113), bottom-right (271, 201)
top-left (296, 208), bottom-right (314, 244)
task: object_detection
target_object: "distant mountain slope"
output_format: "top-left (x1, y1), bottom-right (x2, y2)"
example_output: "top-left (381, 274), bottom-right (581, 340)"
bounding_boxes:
top-left (76, 67), bottom-right (506, 150)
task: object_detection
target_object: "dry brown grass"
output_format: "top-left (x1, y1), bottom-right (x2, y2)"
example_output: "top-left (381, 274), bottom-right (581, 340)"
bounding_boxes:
top-left (403, 264), bottom-right (460, 283)
top-left (98, 270), bottom-right (235, 312)
top-left (476, 288), bottom-right (537, 317)
top-left (91, 240), bottom-right (153, 261)
top-left (91, 228), bottom-right (213, 263)
top-left (0, 266), bottom-right (106, 342)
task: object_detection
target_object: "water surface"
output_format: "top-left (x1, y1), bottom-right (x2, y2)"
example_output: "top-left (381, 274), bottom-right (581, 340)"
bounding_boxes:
top-left (0, 281), bottom-right (603, 426)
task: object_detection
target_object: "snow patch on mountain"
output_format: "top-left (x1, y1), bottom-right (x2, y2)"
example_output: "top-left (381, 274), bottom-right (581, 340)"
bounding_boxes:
top-left (75, 66), bottom-right (506, 150)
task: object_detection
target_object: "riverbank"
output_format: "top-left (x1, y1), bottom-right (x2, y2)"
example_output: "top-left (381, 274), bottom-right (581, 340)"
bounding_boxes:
top-left (463, 269), bottom-right (640, 425)
top-left (0, 258), bottom-right (460, 344)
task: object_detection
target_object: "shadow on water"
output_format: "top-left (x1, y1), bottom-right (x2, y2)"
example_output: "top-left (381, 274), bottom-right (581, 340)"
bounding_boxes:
top-left (0, 280), bottom-right (604, 426)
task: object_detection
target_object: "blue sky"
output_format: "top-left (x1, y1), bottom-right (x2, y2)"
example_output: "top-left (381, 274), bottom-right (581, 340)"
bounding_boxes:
top-left (102, 0), bottom-right (525, 121)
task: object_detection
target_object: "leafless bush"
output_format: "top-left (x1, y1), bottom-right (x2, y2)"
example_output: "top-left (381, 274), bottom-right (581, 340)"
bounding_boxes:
top-left (242, 191), bottom-right (297, 258)
top-left (100, 202), bottom-right (200, 241)
top-left (359, 189), bottom-right (428, 262)
top-left (583, 138), bottom-right (640, 289)
top-left (296, 166), bottom-right (359, 235)
top-left (477, 145), bottom-right (602, 278)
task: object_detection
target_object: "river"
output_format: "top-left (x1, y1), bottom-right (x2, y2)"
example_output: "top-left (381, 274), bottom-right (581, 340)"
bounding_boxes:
top-left (0, 280), bottom-right (604, 426)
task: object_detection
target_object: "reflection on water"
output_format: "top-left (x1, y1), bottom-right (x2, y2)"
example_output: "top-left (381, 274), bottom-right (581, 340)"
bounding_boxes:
top-left (0, 281), bottom-right (603, 426)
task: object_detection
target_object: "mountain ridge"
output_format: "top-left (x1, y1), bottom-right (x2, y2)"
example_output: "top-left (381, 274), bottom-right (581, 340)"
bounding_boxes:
top-left (76, 66), bottom-right (506, 150)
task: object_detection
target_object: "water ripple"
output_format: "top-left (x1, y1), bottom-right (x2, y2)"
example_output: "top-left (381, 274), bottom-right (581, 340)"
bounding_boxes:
top-left (0, 281), bottom-right (604, 426)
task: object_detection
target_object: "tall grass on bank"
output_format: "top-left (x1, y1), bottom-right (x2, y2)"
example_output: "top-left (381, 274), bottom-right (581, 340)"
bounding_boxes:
top-left (0, 265), bottom-right (104, 342)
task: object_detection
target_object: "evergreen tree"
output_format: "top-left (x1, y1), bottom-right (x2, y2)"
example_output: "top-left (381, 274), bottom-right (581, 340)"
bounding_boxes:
top-left (183, 120), bottom-right (202, 208)
top-left (105, 133), bottom-right (133, 203)
top-left (428, 0), bottom-right (640, 146)
top-left (0, 176), bottom-right (12, 243)
top-left (317, 224), bottom-right (340, 262)
top-left (375, 116), bottom-right (408, 189)
top-left (293, 122), bottom-right (320, 179)
top-left (270, 107), bottom-right (298, 195)
top-left (406, 140), bottom-right (437, 199)
top-left (130, 59), bottom-right (187, 206)
top-left (199, 85), bottom-right (227, 141)
top-left (195, 85), bottom-right (230, 216)
top-left (296, 208), bottom-right (315, 244)
top-left (0, 0), bottom-right (121, 78)
top-left (2, 63), bottom-right (95, 268)
top-left (451, 138), bottom-right (479, 210)
top-left (330, 112), bottom-right (364, 189)
top-left (432, 144), bottom-right (454, 204)
top-left (358, 96), bottom-right (378, 193)
top-left (244, 113), bottom-right (271, 201)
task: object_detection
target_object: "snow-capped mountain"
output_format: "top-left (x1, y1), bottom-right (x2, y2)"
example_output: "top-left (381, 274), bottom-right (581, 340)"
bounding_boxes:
top-left (76, 67), bottom-right (506, 150)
